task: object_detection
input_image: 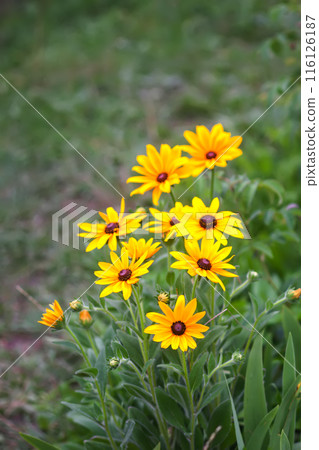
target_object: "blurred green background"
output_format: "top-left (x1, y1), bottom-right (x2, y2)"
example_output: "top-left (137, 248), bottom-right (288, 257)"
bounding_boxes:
top-left (0, 0), bottom-right (300, 447)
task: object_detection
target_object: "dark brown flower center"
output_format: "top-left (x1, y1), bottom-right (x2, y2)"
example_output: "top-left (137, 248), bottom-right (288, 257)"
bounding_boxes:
top-left (169, 216), bottom-right (179, 226)
top-left (105, 222), bottom-right (119, 233)
top-left (199, 215), bottom-right (217, 230)
top-left (197, 258), bottom-right (212, 270)
top-left (206, 151), bottom-right (217, 159)
top-left (118, 269), bottom-right (132, 281)
top-left (157, 172), bottom-right (168, 183)
top-left (171, 321), bottom-right (186, 336)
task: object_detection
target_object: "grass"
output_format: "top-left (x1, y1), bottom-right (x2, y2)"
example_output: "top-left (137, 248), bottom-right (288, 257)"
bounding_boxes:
top-left (0, 0), bottom-right (300, 447)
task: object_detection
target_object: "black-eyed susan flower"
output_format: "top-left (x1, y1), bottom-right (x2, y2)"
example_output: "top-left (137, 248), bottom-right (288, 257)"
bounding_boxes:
top-left (144, 202), bottom-right (191, 240)
top-left (170, 238), bottom-right (237, 290)
top-left (144, 295), bottom-right (208, 351)
top-left (79, 310), bottom-right (93, 327)
top-left (78, 198), bottom-right (146, 252)
top-left (184, 197), bottom-right (244, 243)
top-left (38, 300), bottom-right (65, 329)
top-left (180, 124), bottom-right (243, 177)
top-left (127, 144), bottom-right (190, 205)
top-left (121, 237), bottom-right (161, 259)
top-left (94, 247), bottom-right (153, 300)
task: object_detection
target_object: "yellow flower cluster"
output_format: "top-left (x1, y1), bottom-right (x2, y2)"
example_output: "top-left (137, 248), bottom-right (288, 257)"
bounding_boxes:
top-left (39, 123), bottom-right (244, 351)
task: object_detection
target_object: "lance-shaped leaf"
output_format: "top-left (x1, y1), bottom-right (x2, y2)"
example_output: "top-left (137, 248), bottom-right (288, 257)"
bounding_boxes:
top-left (244, 336), bottom-right (267, 442)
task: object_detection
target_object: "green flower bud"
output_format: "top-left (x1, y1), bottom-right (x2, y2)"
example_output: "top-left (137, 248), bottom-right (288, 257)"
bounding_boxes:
top-left (69, 299), bottom-right (83, 312)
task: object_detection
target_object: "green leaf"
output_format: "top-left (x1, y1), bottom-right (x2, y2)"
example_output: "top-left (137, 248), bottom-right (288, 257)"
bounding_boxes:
top-left (157, 363), bottom-right (183, 376)
top-left (198, 380), bottom-right (231, 411)
top-left (50, 339), bottom-right (80, 353)
top-left (283, 333), bottom-right (296, 396)
top-left (244, 336), bottom-right (267, 442)
top-left (246, 406), bottom-right (279, 450)
top-left (121, 419), bottom-right (135, 449)
top-left (259, 179), bottom-right (284, 205)
top-left (252, 241), bottom-right (273, 259)
top-left (124, 383), bottom-right (153, 406)
top-left (75, 367), bottom-right (98, 378)
top-left (280, 430), bottom-right (291, 450)
top-left (128, 407), bottom-right (158, 437)
top-left (155, 387), bottom-right (186, 432)
top-left (152, 444), bottom-right (161, 450)
top-left (224, 374), bottom-right (244, 450)
top-left (95, 347), bottom-right (107, 397)
top-left (207, 400), bottom-right (232, 445)
top-left (87, 295), bottom-right (100, 308)
top-left (189, 353), bottom-right (207, 392)
top-left (269, 376), bottom-right (300, 449)
top-left (282, 307), bottom-right (301, 372)
top-left (111, 340), bottom-right (129, 359)
top-left (166, 270), bottom-right (175, 286)
top-left (19, 434), bottom-right (58, 450)
top-left (117, 330), bottom-right (144, 368)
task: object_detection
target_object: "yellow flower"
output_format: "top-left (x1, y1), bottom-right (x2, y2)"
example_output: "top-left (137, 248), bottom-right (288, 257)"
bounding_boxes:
top-left (127, 144), bottom-right (190, 205)
top-left (144, 295), bottom-right (208, 351)
top-left (184, 197), bottom-right (244, 243)
top-left (78, 198), bottom-right (146, 252)
top-left (79, 310), bottom-right (93, 327)
top-left (170, 238), bottom-right (237, 290)
top-left (94, 247), bottom-right (153, 300)
top-left (121, 237), bottom-right (161, 259)
top-left (180, 124), bottom-right (242, 177)
top-left (144, 202), bottom-right (191, 241)
top-left (38, 300), bottom-right (64, 329)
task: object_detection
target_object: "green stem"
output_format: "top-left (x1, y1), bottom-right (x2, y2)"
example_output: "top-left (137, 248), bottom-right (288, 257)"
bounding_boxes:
top-left (169, 189), bottom-right (176, 205)
top-left (191, 275), bottom-right (199, 299)
top-left (211, 286), bottom-right (215, 321)
top-left (180, 351), bottom-right (195, 450)
top-left (66, 326), bottom-right (117, 449)
top-left (132, 287), bottom-right (171, 449)
top-left (126, 299), bottom-right (147, 362)
top-left (210, 168), bottom-right (215, 199)
top-left (197, 359), bottom-right (234, 410)
top-left (87, 329), bottom-right (99, 357)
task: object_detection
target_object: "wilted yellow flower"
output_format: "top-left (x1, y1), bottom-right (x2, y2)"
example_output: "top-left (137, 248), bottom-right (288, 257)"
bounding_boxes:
top-left (144, 295), bottom-right (208, 351)
top-left (78, 198), bottom-right (146, 252)
top-left (94, 247), bottom-right (153, 300)
top-left (121, 237), bottom-right (161, 260)
top-left (38, 300), bottom-right (64, 329)
top-left (127, 144), bottom-right (190, 205)
top-left (180, 124), bottom-right (243, 177)
top-left (170, 237), bottom-right (237, 290)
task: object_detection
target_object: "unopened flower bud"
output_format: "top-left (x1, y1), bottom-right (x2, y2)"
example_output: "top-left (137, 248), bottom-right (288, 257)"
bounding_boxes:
top-left (232, 351), bottom-right (243, 362)
top-left (69, 299), bottom-right (83, 312)
top-left (158, 292), bottom-right (170, 303)
top-left (79, 310), bottom-right (93, 327)
top-left (247, 270), bottom-right (259, 281)
top-left (109, 357), bottom-right (120, 369)
top-left (287, 288), bottom-right (301, 300)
